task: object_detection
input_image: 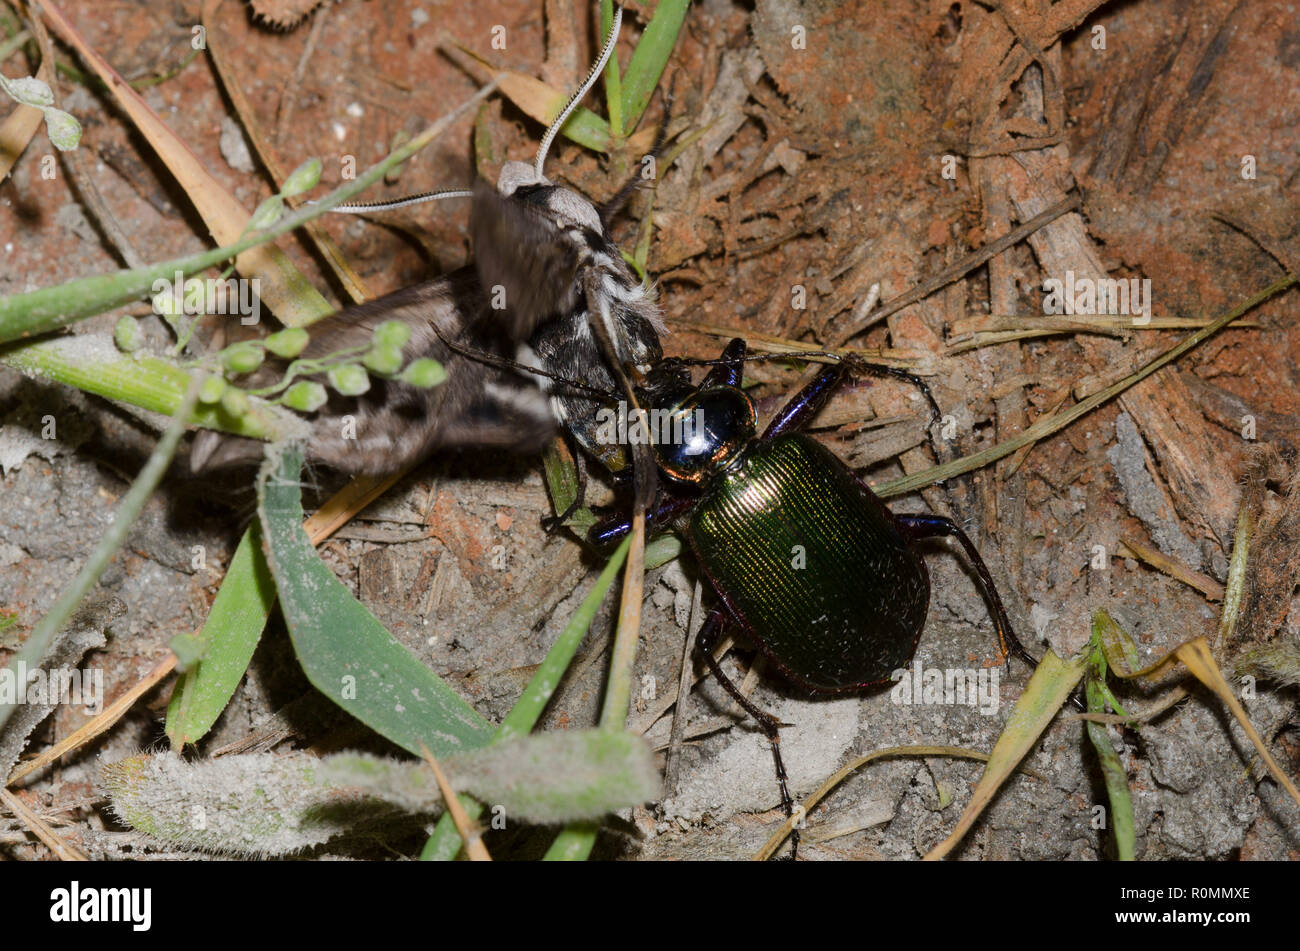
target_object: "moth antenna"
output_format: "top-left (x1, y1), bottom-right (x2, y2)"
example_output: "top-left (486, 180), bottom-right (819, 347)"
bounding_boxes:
top-left (534, 5), bottom-right (623, 180)
top-left (326, 188), bottom-right (474, 214)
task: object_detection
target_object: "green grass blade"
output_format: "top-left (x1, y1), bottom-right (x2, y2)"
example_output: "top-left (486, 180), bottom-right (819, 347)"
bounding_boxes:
top-left (0, 336), bottom-right (294, 440)
top-left (421, 534), bottom-right (633, 859)
top-left (1085, 619), bottom-right (1136, 860)
top-left (619, 0), bottom-right (689, 135)
top-left (258, 446), bottom-right (495, 758)
top-left (540, 438), bottom-right (596, 533)
top-left (555, 107), bottom-right (615, 152)
top-left (165, 524), bottom-right (277, 746)
top-left (542, 822), bottom-right (599, 860)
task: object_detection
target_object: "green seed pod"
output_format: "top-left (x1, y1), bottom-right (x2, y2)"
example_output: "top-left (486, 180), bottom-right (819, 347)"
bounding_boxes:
top-left (248, 194), bottom-right (284, 231)
top-left (283, 381), bottom-right (328, 412)
top-left (221, 342), bottom-right (264, 375)
top-left (264, 327), bottom-right (309, 358)
top-left (114, 315), bottom-right (145, 353)
top-left (198, 375), bottom-right (228, 404)
top-left (399, 358), bottom-right (447, 388)
top-left (8, 76), bottom-right (54, 108)
top-left (372, 320), bottom-right (412, 350)
top-left (362, 343), bottom-right (403, 376)
top-left (281, 157), bottom-right (322, 197)
top-left (328, 363), bottom-right (371, 396)
top-left (43, 107), bottom-right (82, 151)
top-left (220, 387), bottom-right (250, 418)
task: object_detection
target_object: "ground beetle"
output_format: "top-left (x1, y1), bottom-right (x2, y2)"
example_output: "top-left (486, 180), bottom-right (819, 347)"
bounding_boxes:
top-left (592, 338), bottom-right (1038, 858)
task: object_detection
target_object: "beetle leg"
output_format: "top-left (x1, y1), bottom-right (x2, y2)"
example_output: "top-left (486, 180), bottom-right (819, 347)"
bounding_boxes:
top-left (588, 492), bottom-right (695, 546)
top-left (896, 514), bottom-right (1039, 670)
top-left (761, 362), bottom-right (851, 439)
top-left (702, 338), bottom-right (747, 388)
top-left (762, 357), bottom-right (941, 441)
top-left (842, 359), bottom-right (942, 429)
top-left (695, 607), bottom-right (801, 860)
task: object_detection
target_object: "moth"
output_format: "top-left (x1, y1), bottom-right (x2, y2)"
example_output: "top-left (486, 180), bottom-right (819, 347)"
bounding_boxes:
top-left (192, 7), bottom-right (664, 481)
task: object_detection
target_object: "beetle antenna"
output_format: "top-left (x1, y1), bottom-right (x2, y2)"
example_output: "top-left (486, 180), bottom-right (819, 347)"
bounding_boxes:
top-left (840, 356), bottom-right (943, 430)
top-left (534, 6), bottom-right (623, 180)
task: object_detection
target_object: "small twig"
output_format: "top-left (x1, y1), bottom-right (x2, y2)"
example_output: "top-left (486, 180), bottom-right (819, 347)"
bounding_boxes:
top-left (875, 273), bottom-right (1296, 500)
top-left (996, 387), bottom-right (1069, 480)
top-left (274, 0), bottom-right (330, 146)
top-left (303, 471), bottom-right (406, 544)
top-left (541, 0), bottom-right (579, 90)
top-left (651, 715), bottom-right (741, 751)
top-left (1210, 211), bottom-right (1298, 279)
top-left (978, 0), bottom-right (1065, 135)
top-left (0, 28), bottom-right (31, 61)
top-left (733, 654), bottom-right (765, 712)
top-left (959, 133), bottom-right (1062, 158)
top-left (203, 0), bottom-right (370, 305)
top-left (0, 787), bottom-right (87, 860)
top-left (663, 581), bottom-right (702, 795)
top-left (600, 512), bottom-right (646, 727)
top-left (753, 746), bottom-right (995, 862)
top-left (630, 632), bottom-right (735, 736)
top-left (418, 744), bottom-right (490, 861)
top-left (1117, 538), bottom-right (1226, 602)
top-left (1214, 471), bottom-right (1259, 650)
top-left (667, 319), bottom-right (932, 369)
top-left (7, 653), bottom-right (177, 785)
top-left (830, 194), bottom-right (1082, 346)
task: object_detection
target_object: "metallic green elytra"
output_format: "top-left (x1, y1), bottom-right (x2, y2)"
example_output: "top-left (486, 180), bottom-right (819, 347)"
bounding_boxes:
top-left (687, 433), bottom-right (929, 691)
top-left (593, 337), bottom-right (1034, 859)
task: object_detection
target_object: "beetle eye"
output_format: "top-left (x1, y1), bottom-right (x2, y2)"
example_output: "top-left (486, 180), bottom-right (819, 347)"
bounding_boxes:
top-left (653, 386), bottom-right (756, 483)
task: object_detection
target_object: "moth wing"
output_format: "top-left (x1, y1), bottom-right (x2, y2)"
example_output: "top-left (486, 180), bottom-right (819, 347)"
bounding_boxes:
top-left (469, 180), bottom-right (582, 341)
top-left (189, 270), bottom-right (555, 476)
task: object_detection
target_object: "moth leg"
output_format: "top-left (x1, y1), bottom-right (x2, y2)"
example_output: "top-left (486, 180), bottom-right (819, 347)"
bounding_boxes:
top-left (695, 607), bottom-right (800, 861)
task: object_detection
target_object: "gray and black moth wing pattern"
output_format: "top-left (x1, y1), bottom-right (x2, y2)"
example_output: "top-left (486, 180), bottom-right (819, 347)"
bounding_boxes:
top-left (469, 179), bottom-right (584, 341)
top-left (189, 268), bottom-right (555, 476)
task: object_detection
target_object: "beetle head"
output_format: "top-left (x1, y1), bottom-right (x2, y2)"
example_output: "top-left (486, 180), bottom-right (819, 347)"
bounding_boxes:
top-left (649, 383), bottom-right (757, 484)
